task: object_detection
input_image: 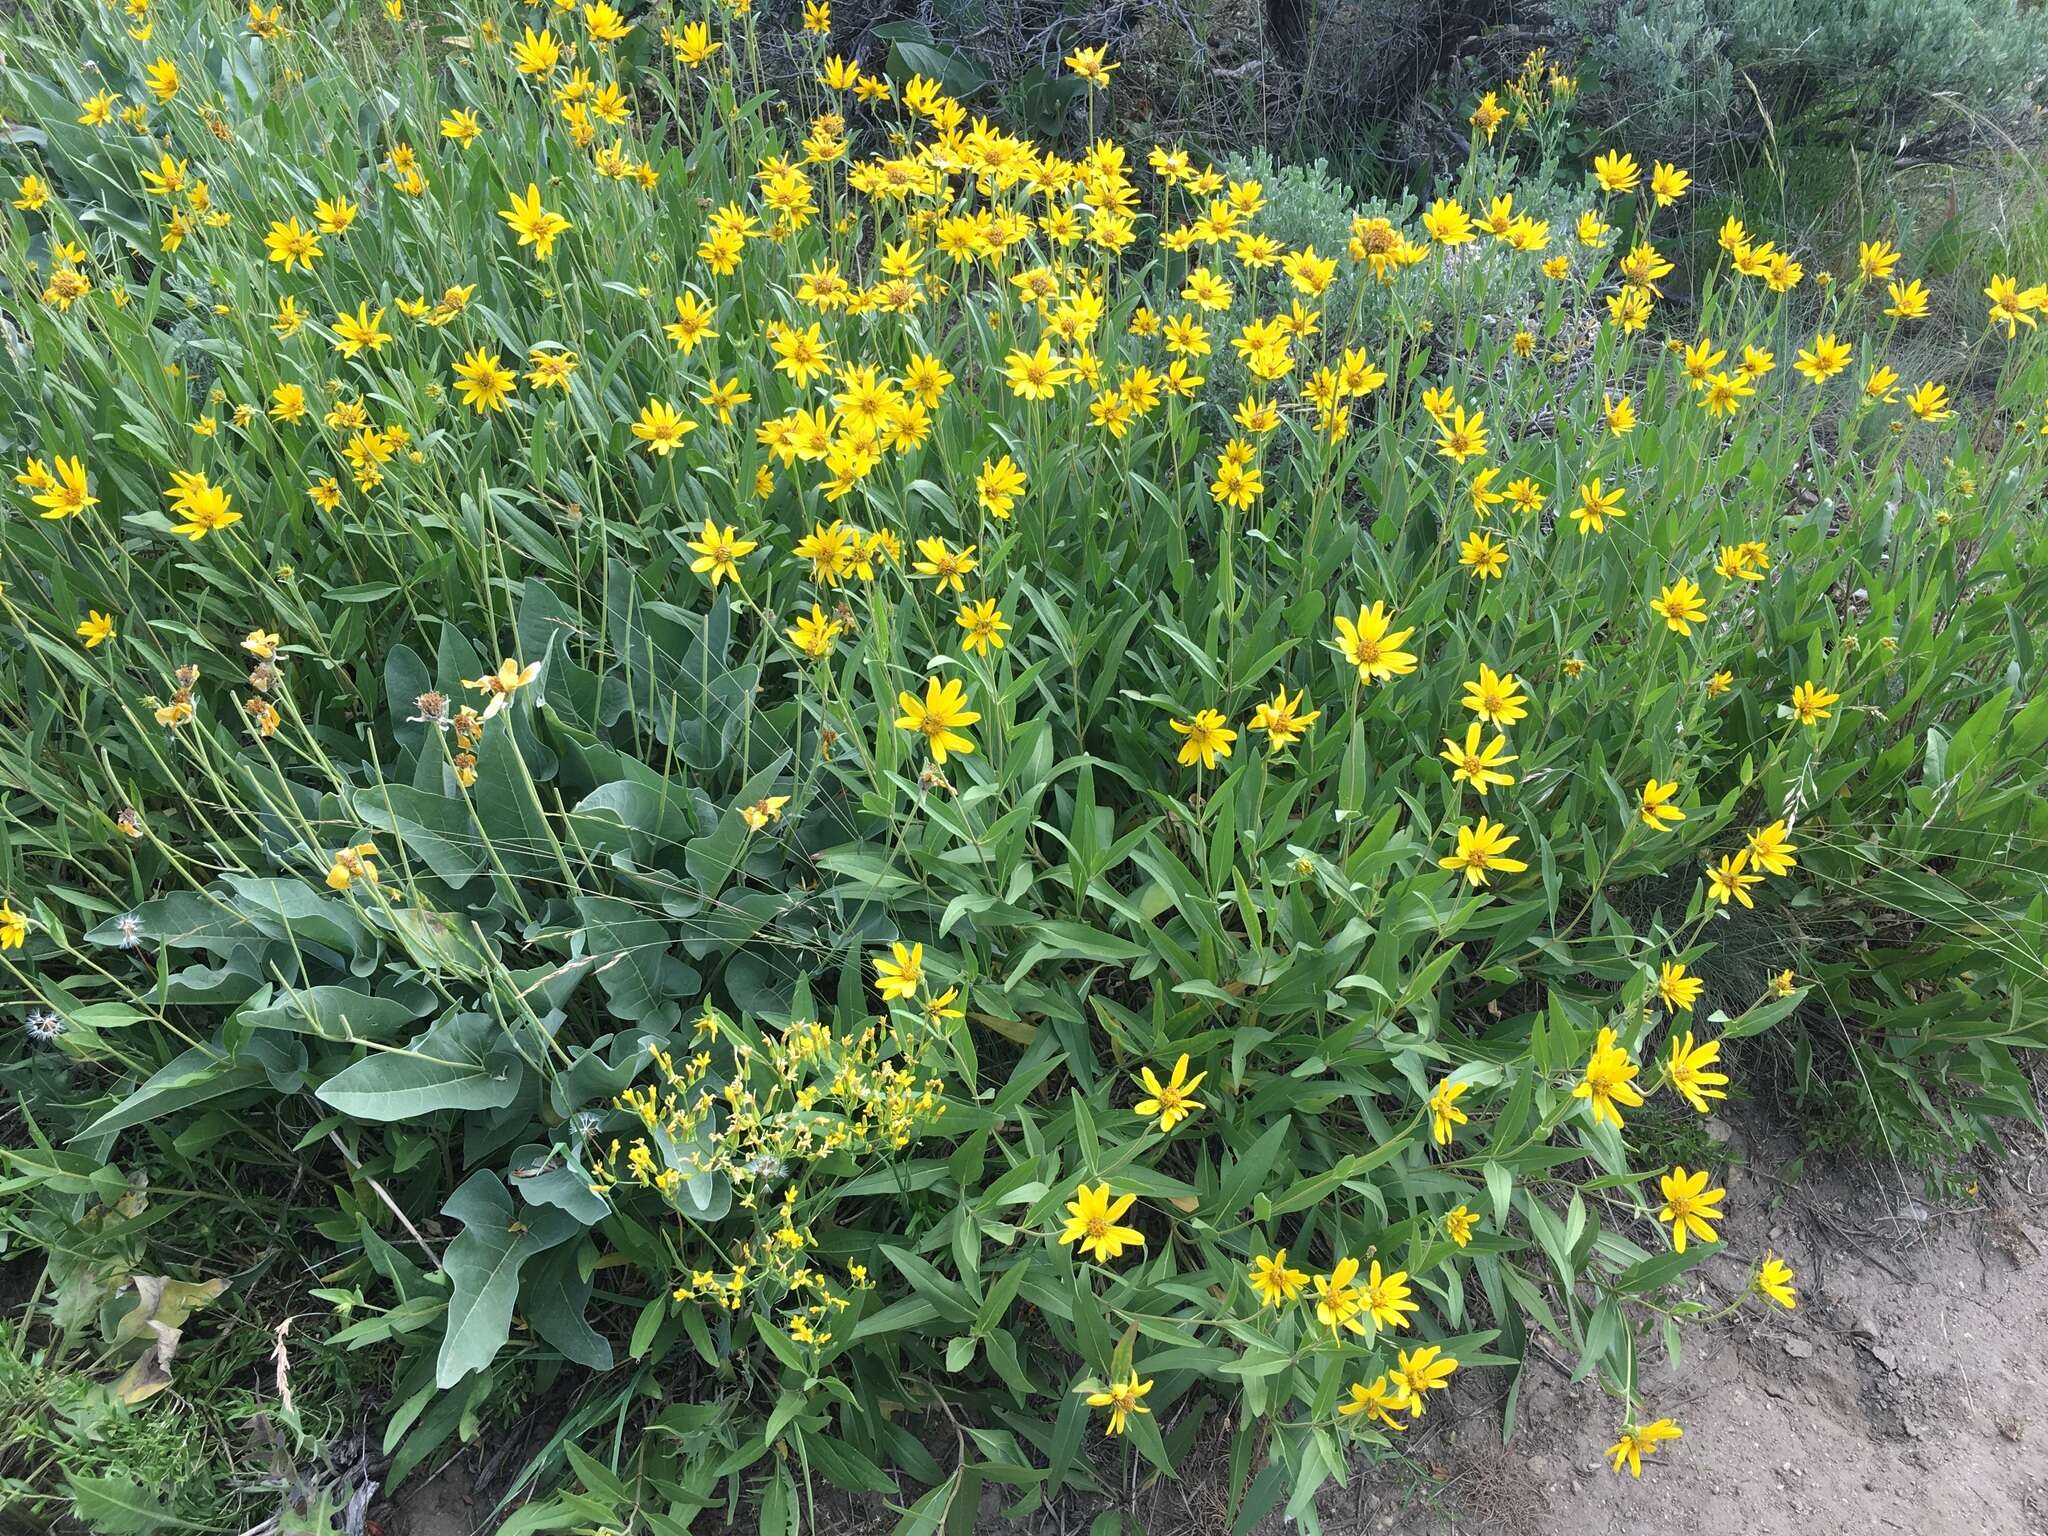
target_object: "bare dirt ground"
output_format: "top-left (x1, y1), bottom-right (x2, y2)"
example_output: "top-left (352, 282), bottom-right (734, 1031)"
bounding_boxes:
top-left (390, 1109), bottom-right (2048, 1535)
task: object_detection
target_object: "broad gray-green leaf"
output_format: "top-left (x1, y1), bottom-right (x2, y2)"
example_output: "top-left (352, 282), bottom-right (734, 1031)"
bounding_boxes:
top-left (574, 895), bottom-right (696, 1026)
top-left (523, 1243), bottom-right (613, 1370)
top-left (79, 1044), bottom-right (268, 1140)
top-left (316, 1013), bottom-right (524, 1122)
top-left (436, 1171), bottom-right (578, 1386)
top-left (239, 985), bottom-right (428, 1042)
top-left (508, 1141), bottom-right (609, 1225)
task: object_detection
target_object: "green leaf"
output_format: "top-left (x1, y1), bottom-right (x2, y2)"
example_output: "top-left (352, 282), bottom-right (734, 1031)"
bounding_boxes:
top-left (436, 1171), bottom-right (580, 1387)
top-left (65, 1472), bottom-right (201, 1533)
top-left (316, 1013), bottom-right (524, 1122)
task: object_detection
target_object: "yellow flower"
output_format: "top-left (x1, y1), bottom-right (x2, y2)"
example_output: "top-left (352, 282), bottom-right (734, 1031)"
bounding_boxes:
top-left (672, 18), bottom-right (720, 66)
top-left (1705, 850), bottom-right (1763, 908)
top-left (1656, 1165), bottom-right (1725, 1252)
top-left (1002, 338), bottom-right (1070, 401)
top-left (451, 349), bottom-right (515, 413)
top-left (1168, 708), bottom-right (1235, 769)
top-left (1427, 1078), bottom-right (1469, 1145)
top-left (1209, 449), bottom-right (1264, 509)
top-left (1573, 1027), bottom-right (1643, 1129)
top-left (30, 456), bottom-right (96, 519)
top-left (1460, 664), bottom-right (1528, 728)
top-left (1439, 723), bottom-right (1516, 796)
top-left (1457, 528), bottom-right (1509, 584)
top-left (911, 537), bottom-right (976, 593)
top-left (1361, 1260), bottom-right (1417, 1329)
top-left (1665, 1031), bottom-right (1728, 1113)
top-left (1648, 160), bottom-right (1690, 206)
top-left (1857, 239), bottom-right (1900, 281)
top-left (76, 609), bottom-right (116, 649)
top-left (786, 603), bottom-right (841, 659)
top-left (955, 599), bottom-right (1009, 656)
top-left (1058, 1182), bottom-right (1144, 1264)
top-left (1247, 686), bottom-right (1319, 750)
top-left (1570, 477), bottom-right (1626, 535)
top-left (1247, 1250), bottom-right (1308, 1308)
top-left (1788, 679), bottom-right (1840, 726)
top-left (1793, 332), bottom-right (1853, 384)
top-left (686, 521), bottom-right (757, 587)
top-left (894, 676), bottom-right (979, 763)
top-left (1592, 149), bottom-right (1639, 193)
top-left (463, 658), bottom-right (540, 718)
top-left (1421, 197), bottom-right (1474, 246)
top-left (1656, 960), bottom-right (1704, 1012)
top-left (262, 216), bottom-right (322, 272)
top-left (313, 195), bottom-right (358, 234)
top-left (665, 291), bottom-right (719, 353)
top-left (164, 473), bottom-right (242, 540)
top-left (1435, 405), bottom-right (1487, 462)
top-left (512, 24), bottom-right (562, 73)
top-left (0, 900), bottom-right (28, 949)
top-left (1884, 278), bottom-right (1930, 320)
top-left (1313, 1257), bottom-right (1366, 1336)
top-left (1064, 45), bottom-right (1117, 87)
top-left (631, 398), bottom-right (696, 455)
top-left (872, 940), bottom-right (923, 1000)
top-left (1608, 1418), bottom-right (1682, 1477)
top-left (1133, 1053), bottom-right (1206, 1132)
top-left (1905, 380), bottom-right (1953, 422)
top-left (1649, 577), bottom-right (1705, 635)
top-left (1442, 1204), bottom-right (1478, 1247)
top-left (974, 454), bottom-right (1026, 518)
top-left (498, 182), bottom-right (571, 260)
top-left (440, 106), bottom-right (483, 146)
top-left (1332, 602), bottom-right (1418, 684)
top-left (1744, 819), bottom-right (1799, 876)
top-left (1639, 778), bottom-right (1685, 829)
top-left (325, 841), bottom-right (379, 892)
top-left (1083, 1372), bottom-right (1151, 1436)
top-left (1756, 1253), bottom-right (1797, 1309)
top-left (1339, 1373), bottom-right (1410, 1430)
top-left (1439, 816), bottom-right (1528, 887)
top-left (1392, 1344), bottom-right (1458, 1415)
top-left (331, 302), bottom-right (391, 358)
top-left (1984, 273), bottom-right (2044, 336)
top-left (145, 56), bottom-right (180, 102)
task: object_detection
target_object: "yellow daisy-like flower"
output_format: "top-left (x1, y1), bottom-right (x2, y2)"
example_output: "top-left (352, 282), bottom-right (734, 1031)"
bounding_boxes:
top-left (1058, 1181), bottom-right (1144, 1264)
top-left (1638, 777), bottom-right (1685, 829)
top-left (1427, 1078), bottom-right (1469, 1145)
top-left (1247, 1250), bottom-right (1308, 1308)
top-left (1439, 722), bottom-right (1516, 796)
top-left (1756, 1253), bottom-right (1797, 1309)
top-left (1332, 602), bottom-right (1418, 684)
top-left (1655, 1164), bottom-right (1726, 1252)
top-left (1247, 686), bottom-right (1320, 750)
top-left (1665, 1030), bottom-right (1728, 1113)
top-left (1168, 708), bottom-right (1236, 770)
top-left (872, 940), bottom-right (923, 1001)
top-left (1082, 1373), bottom-right (1151, 1436)
top-left (1573, 1026), bottom-right (1643, 1129)
top-left (1133, 1053), bottom-right (1206, 1132)
top-left (894, 675), bottom-right (980, 763)
top-left (1439, 815), bottom-right (1528, 887)
top-left (685, 521), bottom-right (757, 587)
